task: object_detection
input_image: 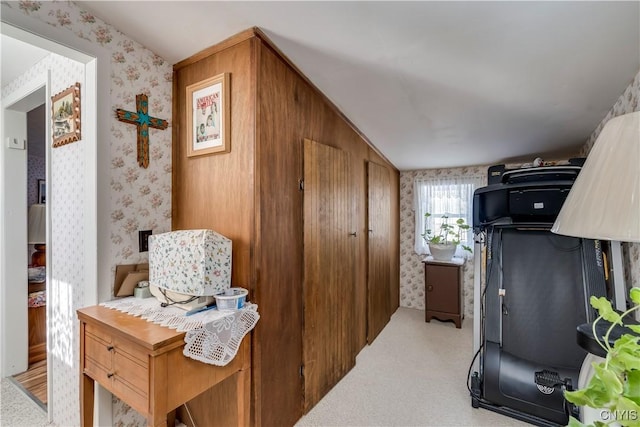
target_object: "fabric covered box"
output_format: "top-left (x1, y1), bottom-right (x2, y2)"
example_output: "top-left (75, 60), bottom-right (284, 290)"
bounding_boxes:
top-left (149, 229), bottom-right (232, 296)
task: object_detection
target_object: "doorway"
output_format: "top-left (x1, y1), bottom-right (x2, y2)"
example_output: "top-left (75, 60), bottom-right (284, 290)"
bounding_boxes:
top-left (18, 102), bottom-right (48, 409)
top-left (1, 9), bottom-right (107, 423)
top-left (2, 72), bottom-right (48, 409)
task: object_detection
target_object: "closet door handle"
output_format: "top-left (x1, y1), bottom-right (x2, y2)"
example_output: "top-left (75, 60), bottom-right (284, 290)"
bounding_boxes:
top-left (349, 232), bottom-right (357, 237)
top-left (107, 345), bottom-right (114, 351)
top-left (427, 285), bottom-right (433, 292)
top-left (107, 373), bottom-right (114, 378)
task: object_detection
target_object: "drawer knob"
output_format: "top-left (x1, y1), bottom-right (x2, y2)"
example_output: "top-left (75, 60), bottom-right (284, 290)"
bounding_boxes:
top-left (427, 285), bottom-right (433, 292)
top-left (107, 373), bottom-right (114, 378)
top-left (107, 345), bottom-right (114, 351)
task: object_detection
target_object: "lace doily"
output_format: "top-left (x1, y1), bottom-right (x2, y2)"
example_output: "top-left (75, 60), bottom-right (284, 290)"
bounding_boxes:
top-left (101, 296), bottom-right (259, 366)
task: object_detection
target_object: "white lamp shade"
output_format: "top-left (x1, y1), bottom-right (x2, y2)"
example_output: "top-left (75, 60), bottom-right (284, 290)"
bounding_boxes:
top-left (551, 112), bottom-right (640, 242)
top-left (28, 204), bottom-right (46, 244)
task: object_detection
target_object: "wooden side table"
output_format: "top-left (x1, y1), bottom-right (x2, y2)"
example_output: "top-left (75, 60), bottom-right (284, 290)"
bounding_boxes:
top-left (77, 305), bottom-right (250, 427)
top-left (28, 280), bottom-right (47, 364)
top-left (423, 259), bottom-right (464, 328)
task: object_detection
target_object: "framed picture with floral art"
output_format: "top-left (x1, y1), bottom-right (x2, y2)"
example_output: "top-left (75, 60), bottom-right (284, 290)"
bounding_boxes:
top-left (186, 73), bottom-right (230, 157)
top-left (51, 83), bottom-right (81, 147)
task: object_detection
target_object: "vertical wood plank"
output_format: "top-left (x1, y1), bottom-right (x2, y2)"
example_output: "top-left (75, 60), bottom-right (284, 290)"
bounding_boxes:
top-left (303, 139), bottom-right (354, 411)
top-left (172, 37), bottom-right (256, 427)
top-left (367, 162), bottom-right (392, 342)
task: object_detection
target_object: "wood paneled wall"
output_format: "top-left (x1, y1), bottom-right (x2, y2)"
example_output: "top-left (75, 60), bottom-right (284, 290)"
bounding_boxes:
top-left (173, 35), bottom-right (256, 291)
top-left (369, 150), bottom-right (401, 312)
top-left (256, 39), bottom-right (374, 355)
top-left (172, 27), bottom-right (400, 427)
top-left (173, 33), bottom-right (259, 427)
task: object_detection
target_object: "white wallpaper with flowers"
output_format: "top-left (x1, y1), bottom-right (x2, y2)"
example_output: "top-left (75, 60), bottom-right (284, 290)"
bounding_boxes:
top-left (5, 0), bottom-right (173, 425)
top-left (582, 69), bottom-right (640, 294)
top-left (399, 166), bottom-right (488, 319)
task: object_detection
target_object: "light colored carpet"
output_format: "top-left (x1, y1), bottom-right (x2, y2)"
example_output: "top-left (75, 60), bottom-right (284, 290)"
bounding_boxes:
top-left (0, 308), bottom-right (529, 427)
top-left (296, 307), bottom-right (528, 427)
top-left (1, 377), bottom-right (48, 426)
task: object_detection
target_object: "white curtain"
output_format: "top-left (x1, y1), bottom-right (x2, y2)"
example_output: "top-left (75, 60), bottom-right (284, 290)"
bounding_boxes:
top-left (413, 176), bottom-right (484, 256)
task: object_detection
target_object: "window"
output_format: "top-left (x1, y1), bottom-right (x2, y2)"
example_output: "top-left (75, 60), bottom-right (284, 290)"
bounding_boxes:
top-left (413, 176), bottom-right (484, 257)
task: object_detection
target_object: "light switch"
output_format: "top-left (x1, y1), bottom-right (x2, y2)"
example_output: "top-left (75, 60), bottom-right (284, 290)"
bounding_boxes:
top-left (139, 230), bottom-right (152, 252)
top-left (7, 137), bottom-right (25, 150)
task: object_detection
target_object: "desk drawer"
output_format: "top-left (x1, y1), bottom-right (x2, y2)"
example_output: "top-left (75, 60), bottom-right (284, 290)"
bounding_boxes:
top-left (113, 376), bottom-right (148, 415)
top-left (84, 354), bottom-right (113, 386)
top-left (85, 323), bottom-right (112, 344)
top-left (84, 334), bottom-right (112, 372)
top-left (114, 336), bottom-right (147, 365)
top-left (114, 350), bottom-right (148, 395)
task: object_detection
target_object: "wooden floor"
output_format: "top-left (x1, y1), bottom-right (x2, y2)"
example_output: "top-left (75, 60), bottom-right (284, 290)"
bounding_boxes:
top-left (12, 359), bottom-right (47, 408)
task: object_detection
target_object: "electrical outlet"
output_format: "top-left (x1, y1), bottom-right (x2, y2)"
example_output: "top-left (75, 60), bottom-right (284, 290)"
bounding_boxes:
top-left (139, 230), bottom-right (152, 252)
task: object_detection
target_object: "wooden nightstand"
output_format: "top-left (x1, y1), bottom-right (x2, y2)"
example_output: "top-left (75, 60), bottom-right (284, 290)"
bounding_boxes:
top-left (28, 280), bottom-right (46, 364)
top-left (77, 305), bottom-right (250, 427)
top-left (423, 259), bottom-right (464, 328)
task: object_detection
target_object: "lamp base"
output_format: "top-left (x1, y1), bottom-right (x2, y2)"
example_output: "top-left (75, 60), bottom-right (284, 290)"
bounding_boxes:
top-left (31, 244), bottom-right (46, 267)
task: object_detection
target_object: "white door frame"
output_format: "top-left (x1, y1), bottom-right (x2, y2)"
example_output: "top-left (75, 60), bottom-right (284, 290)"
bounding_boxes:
top-left (1, 8), bottom-right (112, 423)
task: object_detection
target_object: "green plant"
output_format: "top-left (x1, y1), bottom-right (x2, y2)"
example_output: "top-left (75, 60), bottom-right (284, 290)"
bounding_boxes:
top-left (421, 213), bottom-right (472, 253)
top-left (565, 288), bottom-right (640, 427)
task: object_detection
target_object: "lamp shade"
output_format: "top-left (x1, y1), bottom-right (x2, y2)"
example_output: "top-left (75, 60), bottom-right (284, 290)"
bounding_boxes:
top-left (551, 112), bottom-right (640, 242)
top-left (28, 204), bottom-right (46, 244)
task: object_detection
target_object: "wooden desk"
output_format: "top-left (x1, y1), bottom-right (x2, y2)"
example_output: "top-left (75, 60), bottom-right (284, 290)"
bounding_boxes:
top-left (77, 305), bottom-right (250, 427)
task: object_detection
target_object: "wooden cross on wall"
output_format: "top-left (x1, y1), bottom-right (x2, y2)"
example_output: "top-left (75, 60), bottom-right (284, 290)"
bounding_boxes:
top-left (116, 94), bottom-right (168, 168)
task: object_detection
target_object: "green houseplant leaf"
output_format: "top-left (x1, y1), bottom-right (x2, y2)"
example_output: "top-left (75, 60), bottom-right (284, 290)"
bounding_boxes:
top-left (421, 213), bottom-right (472, 254)
top-left (565, 288), bottom-right (640, 427)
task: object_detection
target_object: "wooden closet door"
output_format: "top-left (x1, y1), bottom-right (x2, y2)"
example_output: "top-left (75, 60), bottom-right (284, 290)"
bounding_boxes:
top-left (303, 138), bottom-right (355, 411)
top-left (367, 162), bottom-right (391, 342)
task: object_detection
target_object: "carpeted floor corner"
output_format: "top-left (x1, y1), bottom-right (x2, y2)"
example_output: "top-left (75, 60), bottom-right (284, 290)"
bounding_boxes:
top-left (296, 307), bottom-right (528, 426)
top-left (1, 377), bottom-right (48, 426)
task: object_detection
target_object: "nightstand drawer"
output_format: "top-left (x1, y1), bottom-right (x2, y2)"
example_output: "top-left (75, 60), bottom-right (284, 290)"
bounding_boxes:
top-left (84, 334), bottom-right (112, 372)
top-left (113, 349), bottom-right (148, 395)
top-left (114, 336), bottom-right (147, 365)
top-left (86, 323), bottom-right (113, 344)
top-left (112, 375), bottom-right (148, 415)
top-left (84, 353), bottom-right (113, 386)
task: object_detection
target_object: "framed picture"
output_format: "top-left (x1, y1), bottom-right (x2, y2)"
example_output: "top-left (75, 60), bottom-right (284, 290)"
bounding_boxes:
top-left (37, 179), bottom-right (46, 204)
top-left (51, 83), bottom-right (81, 147)
top-left (186, 73), bottom-right (230, 157)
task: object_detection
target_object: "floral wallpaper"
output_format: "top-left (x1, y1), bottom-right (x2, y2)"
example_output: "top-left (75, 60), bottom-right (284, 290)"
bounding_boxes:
top-left (582, 68), bottom-right (640, 293)
top-left (399, 166), bottom-right (488, 319)
top-left (4, 0), bottom-right (173, 425)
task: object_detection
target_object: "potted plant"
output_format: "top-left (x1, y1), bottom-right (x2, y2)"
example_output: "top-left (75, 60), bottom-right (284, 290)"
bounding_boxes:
top-left (564, 289), bottom-right (640, 427)
top-left (421, 213), bottom-right (472, 261)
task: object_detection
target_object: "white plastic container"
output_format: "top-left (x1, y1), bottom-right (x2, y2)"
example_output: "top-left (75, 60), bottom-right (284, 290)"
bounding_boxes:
top-left (215, 287), bottom-right (248, 311)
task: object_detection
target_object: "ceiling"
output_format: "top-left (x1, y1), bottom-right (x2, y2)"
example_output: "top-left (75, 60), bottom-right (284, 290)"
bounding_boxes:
top-left (1, 35), bottom-right (49, 157)
top-left (1, 35), bottom-right (49, 88)
top-left (12, 2), bottom-right (640, 170)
